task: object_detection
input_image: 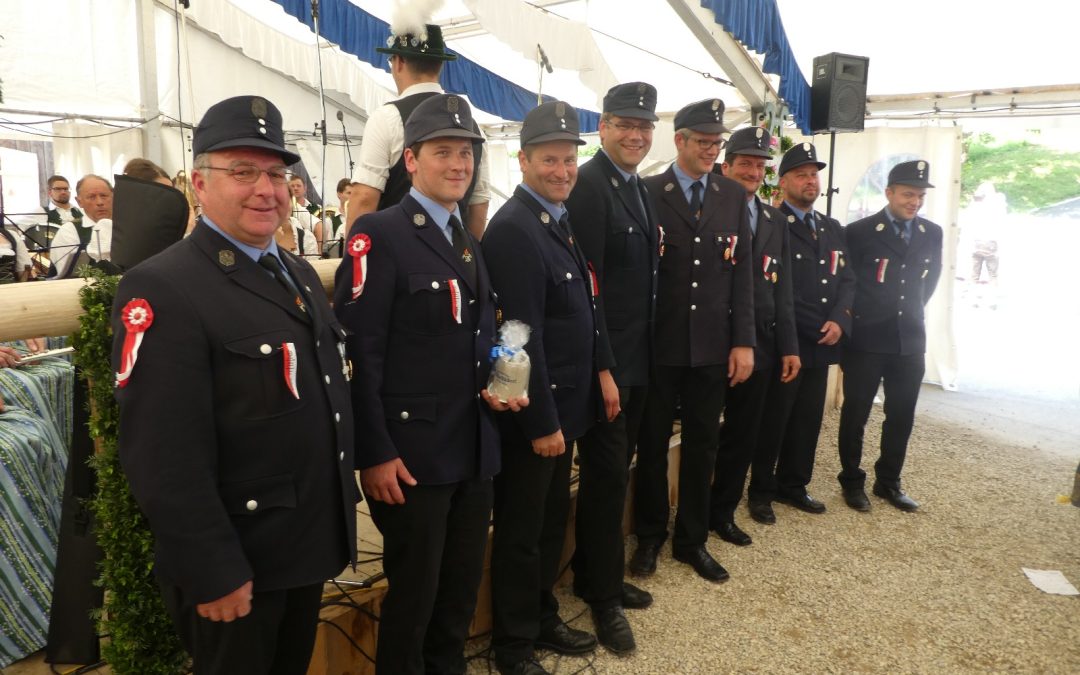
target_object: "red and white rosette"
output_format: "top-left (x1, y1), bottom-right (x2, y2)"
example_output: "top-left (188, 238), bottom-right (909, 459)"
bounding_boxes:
top-left (762, 255), bottom-right (774, 280)
top-left (282, 341), bottom-right (299, 399)
top-left (876, 258), bottom-right (889, 283)
top-left (347, 233), bottom-right (372, 299)
top-left (829, 250), bottom-right (840, 276)
top-left (115, 298), bottom-right (154, 388)
top-left (587, 262), bottom-right (600, 298)
top-left (448, 279), bottom-right (463, 324)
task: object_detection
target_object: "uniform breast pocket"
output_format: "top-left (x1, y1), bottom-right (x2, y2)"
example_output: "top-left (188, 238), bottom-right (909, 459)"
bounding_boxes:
top-left (548, 265), bottom-right (587, 318)
top-left (222, 329), bottom-right (307, 420)
top-left (406, 272), bottom-right (459, 335)
top-left (610, 221), bottom-right (648, 269)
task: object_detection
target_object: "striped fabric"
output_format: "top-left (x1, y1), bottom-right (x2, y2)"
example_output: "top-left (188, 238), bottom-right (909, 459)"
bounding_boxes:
top-left (0, 342), bottom-right (74, 667)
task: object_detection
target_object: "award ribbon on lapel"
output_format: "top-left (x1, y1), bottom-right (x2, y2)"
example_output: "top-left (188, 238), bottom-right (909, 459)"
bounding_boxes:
top-left (282, 342), bottom-right (299, 399)
top-left (762, 255), bottom-right (773, 281)
top-left (116, 298), bottom-right (154, 388)
top-left (587, 262), bottom-right (600, 298)
top-left (876, 258), bottom-right (889, 283)
top-left (448, 278), bottom-right (463, 324)
top-left (348, 233), bottom-right (372, 299)
top-left (726, 235), bottom-right (739, 264)
top-left (830, 250), bottom-right (840, 276)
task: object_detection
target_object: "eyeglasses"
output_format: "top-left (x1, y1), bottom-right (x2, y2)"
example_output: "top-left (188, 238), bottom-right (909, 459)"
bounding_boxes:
top-left (611, 121), bottom-right (655, 134)
top-left (691, 138), bottom-right (725, 151)
top-left (201, 164), bottom-right (289, 185)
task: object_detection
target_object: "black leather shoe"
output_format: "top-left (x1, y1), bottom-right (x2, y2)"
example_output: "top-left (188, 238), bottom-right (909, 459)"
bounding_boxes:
top-left (842, 487), bottom-right (871, 512)
top-left (777, 491), bottom-right (827, 514)
top-left (672, 546), bottom-right (729, 583)
top-left (748, 500), bottom-right (776, 524)
top-left (497, 658), bottom-right (549, 675)
top-left (592, 606), bottom-right (636, 654)
top-left (621, 582), bottom-right (653, 609)
top-left (536, 622), bottom-right (596, 655)
top-left (872, 482), bottom-right (919, 511)
top-left (628, 542), bottom-right (660, 577)
top-left (712, 520), bottom-right (752, 546)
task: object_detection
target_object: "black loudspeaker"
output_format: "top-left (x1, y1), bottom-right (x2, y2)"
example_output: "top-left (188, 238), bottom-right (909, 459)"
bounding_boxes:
top-left (810, 53), bottom-right (869, 133)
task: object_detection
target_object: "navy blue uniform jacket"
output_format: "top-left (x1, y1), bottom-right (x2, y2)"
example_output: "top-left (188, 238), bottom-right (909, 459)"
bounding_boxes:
top-left (113, 221), bottom-right (359, 604)
top-left (334, 194), bottom-right (500, 484)
top-left (481, 186), bottom-right (601, 442)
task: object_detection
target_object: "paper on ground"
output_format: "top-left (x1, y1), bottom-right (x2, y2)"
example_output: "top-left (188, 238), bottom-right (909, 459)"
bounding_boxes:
top-left (1021, 568), bottom-right (1080, 596)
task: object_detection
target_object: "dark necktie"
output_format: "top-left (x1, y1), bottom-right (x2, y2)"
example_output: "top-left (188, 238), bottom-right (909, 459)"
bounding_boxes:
top-left (259, 252), bottom-right (309, 319)
top-left (689, 181), bottom-right (703, 222)
top-left (805, 212), bottom-right (817, 240)
top-left (449, 215), bottom-right (478, 289)
top-left (628, 175), bottom-right (647, 223)
top-left (894, 219), bottom-right (910, 244)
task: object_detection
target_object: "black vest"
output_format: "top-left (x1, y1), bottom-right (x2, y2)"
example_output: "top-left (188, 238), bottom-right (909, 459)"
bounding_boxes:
top-left (381, 92), bottom-right (484, 216)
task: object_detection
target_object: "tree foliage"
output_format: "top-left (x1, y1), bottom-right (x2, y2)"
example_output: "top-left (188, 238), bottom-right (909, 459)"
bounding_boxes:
top-left (961, 133), bottom-right (1080, 212)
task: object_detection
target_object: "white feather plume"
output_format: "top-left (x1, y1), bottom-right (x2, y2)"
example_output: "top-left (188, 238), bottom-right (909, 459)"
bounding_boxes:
top-left (389, 0), bottom-right (445, 41)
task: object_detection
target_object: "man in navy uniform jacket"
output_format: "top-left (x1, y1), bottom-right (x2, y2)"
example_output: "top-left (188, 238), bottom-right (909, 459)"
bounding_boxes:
top-left (113, 95), bottom-right (360, 674)
top-left (334, 94), bottom-right (519, 674)
top-left (838, 160), bottom-right (943, 513)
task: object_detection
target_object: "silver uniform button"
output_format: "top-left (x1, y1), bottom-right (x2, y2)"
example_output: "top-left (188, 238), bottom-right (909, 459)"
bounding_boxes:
top-left (795, 254), bottom-right (802, 260)
top-left (400, 411), bottom-right (410, 420)
top-left (901, 264), bottom-right (906, 269)
top-left (819, 259), bottom-right (825, 265)
top-left (334, 412), bottom-right (341, 422)
top-left (475, 329), bottom-right (480, 336)
top-left (339, 451), bottom-right (345, 461)
top-left (469, 299), bottom-right (475, 305)
top-left (692, 282), bottom-right (699, 288)
top-left (691, 304), bottom-right (697, 310)
top-left (550, 384), bottom-right (557, 390)
top-left (898, 311), bottom-right (904, 316)
top-left (476, 361), bottom-right (480, 367)
top-left (316, 340), bottom-right (321, 347)
top-left (694, 259), bottom-right (700, 266)
top-left (431, 281), bottom-right (440, 289)
top-left (246, 500), bottom-right (258, 511)
top-left (821, 298), bottom-right (828, 303)
top-left (566, 272), bottom-right (572, 280)
top-left (694, 236), bottom-right (701, 243)
top-left (259, 344), bottom-right (272, 355)
top-left (821, 279), bottom-right (828, 284)
top-left (900, 295), bottom-right (905, 300)
top-left (324, 375), bottom-right (331, 384)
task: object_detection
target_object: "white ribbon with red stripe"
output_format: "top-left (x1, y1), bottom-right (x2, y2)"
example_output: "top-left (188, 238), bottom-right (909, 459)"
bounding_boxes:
top-left (115, 298), bottom-right (154, 388)
top-left (348, 233), bottom-right (372, 299)
top-left (728, 235), bottom-right (739, 264)
top-left (448, 279), bottom-right (463, 324)
top-left (876, 258), bottom-right (889, 283)
top-left (762, 255), bottom-right (773, 280)
top-left (587, 262), bottom-right (599, 298)
top-left (282, 341), bottom-right (299, 399)
top-left (830, 250), bottom-right (840, 276)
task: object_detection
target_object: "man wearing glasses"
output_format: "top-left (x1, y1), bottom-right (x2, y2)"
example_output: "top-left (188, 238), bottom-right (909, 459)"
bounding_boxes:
top-left (564, 83), bottom-right (659, 651)
top-left (346, 22), bottom-right (491, 240)
top-left (112, 95), bottom-right (360, 674)
top-left (45, 175), bottom-right (82, 226)
top-left (636, 99), bottom-right (754, 583)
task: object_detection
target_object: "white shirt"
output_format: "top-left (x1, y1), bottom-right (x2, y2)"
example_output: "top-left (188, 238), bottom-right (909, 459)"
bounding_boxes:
top-left (352, 81), bottom-right (490, 204)
top-left (51, 217), bottom-right (112, 278)
top-left (292, 199), bottom-right (319, 234)
top-left (50, 205), bottom-right (79, 224)
top-left (1, 225), bottom-right (31, 274)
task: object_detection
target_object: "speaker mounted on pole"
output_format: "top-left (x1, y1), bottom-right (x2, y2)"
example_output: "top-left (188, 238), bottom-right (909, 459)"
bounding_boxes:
top-left (810, 53), bottom-right (869, 133)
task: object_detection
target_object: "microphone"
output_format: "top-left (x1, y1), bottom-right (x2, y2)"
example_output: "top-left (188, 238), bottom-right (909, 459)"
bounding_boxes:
top-left (537, 44), bottom-right (553, 74)
top-left (336, 110), bottom-right (344, 122)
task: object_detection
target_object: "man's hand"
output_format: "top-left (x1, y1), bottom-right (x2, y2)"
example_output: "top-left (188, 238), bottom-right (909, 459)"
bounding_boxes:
top-left (481, 389), bottom-right (529, 412)
top-left (360, 458), bottom-right (417, 504)
top-left (817, 320), bottom-right (843, 346)
top-left (728, 346), bottom-right (754, 386)
top-left (779, 355), bottom-right (801, 383)
top-left (25, 337), bottom-right (45, 354)
top-left (196, 580), bottom-right (253, 623)
top-left (0, 346), bottom-right (22, 368)
top-left (598, 369), bottom-right (621, 422)
top-left (531, 429), bottom-right (565, 457)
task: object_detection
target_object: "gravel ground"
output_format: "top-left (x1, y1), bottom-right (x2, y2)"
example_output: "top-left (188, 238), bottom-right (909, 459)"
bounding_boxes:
top-left (467, 403), bottom-right (1080, 674)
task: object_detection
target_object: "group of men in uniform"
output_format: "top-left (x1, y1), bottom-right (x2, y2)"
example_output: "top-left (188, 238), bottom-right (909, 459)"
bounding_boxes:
top-left (109, 18), bottom-right (943, 675)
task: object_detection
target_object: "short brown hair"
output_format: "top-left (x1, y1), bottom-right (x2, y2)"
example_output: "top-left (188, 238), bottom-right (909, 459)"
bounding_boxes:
top-left (123, 158), bottom-right (169, 182)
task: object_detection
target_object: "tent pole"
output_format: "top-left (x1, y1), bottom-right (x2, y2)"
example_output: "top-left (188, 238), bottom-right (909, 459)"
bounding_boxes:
top-left (825, 130), bottom-right (837, 219)
top-left (312, 0), bottom-right (329, 253)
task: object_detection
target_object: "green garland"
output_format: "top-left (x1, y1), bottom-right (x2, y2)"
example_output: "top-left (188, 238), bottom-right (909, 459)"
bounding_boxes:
top-left (70, 268), bottom-right (188, 674)
top-left (759, 133), bottom-right (795, 203)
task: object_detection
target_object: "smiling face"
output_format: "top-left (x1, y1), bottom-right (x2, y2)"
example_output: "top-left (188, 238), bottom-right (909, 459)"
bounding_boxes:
top-left (520, 141), bottom-right (578, 205)
top-left (722, 154), bottom-right (767, 198)
top-left (404, 138), bottom-right (475, 211)
top-left (676, 131), bottom-right (724, 179)
top-left (192, 147), bottom-right (291, 248)
top-left (885, 184), bottom-right (927, 221)
top-left (599, 115), bottom-right (653, 174)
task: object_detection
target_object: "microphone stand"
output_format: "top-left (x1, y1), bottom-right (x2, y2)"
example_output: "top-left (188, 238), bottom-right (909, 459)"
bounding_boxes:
top-left (536, 44), bottom-right (552, 105)
top-left (312, 0), bottom-right (330, 254)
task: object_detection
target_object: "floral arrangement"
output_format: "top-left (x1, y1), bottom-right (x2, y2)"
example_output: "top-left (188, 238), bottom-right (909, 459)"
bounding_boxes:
top-left (758, 132), bottom-right (794, 202)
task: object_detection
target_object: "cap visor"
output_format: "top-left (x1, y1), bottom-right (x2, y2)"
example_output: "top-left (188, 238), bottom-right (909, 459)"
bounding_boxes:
top-left (201, 137), bottom-right (301, 166)
top-left (524, 131), bottom-right (586, 146)
top-left (607, 108), bottom-right (660, 122)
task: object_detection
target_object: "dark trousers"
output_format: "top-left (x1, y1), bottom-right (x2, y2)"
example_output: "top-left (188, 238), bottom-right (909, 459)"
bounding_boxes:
top-left (748, 365), bottom-right (830, 502)
top-left (159, 579), bottom-right (323, 675)
top-left (491, 428), bottom-right (574, 667)
top-left (572, 384), bottom-right (646, 609)
top-left (368, 477), bottom-right (493, 675)
top-left (838, 350), bottom-right (925, 490)
top-left (635, 364), bottom-right (727, 552)
top-left (710, 367), bottom-right (772, 523)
